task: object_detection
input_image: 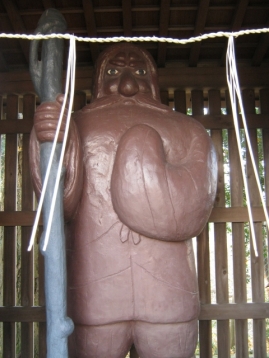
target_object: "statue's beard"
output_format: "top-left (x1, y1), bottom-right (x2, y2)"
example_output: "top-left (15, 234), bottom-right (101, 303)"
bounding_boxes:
top-left (85, 92), bottom-right (168, 113)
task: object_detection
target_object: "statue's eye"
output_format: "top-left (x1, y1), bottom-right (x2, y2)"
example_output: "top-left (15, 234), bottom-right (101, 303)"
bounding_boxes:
top-left (107, 69), bottom-right (119, 75)
top-left (135, 69), bottom-right (147, 75)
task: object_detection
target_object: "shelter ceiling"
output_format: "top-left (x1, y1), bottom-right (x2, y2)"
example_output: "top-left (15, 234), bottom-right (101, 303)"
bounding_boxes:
top-left (0, 0), bottom-right (267, 73)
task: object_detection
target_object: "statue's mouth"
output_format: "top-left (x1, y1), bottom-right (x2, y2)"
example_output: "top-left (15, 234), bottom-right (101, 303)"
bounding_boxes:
top-left (121, 98), bottom-right (137, 105)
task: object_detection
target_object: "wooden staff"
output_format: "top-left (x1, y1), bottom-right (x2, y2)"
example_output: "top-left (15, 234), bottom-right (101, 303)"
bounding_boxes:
top-left (29, 9), bottom-right (73, 357)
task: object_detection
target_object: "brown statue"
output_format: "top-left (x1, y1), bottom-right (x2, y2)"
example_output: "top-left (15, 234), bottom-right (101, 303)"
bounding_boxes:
top-left (30, 43), bottom-right (217, 358)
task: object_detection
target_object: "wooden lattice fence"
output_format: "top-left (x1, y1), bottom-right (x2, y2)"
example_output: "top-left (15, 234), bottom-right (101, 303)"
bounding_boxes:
top-left (0, 87), bottom-right (269, 357)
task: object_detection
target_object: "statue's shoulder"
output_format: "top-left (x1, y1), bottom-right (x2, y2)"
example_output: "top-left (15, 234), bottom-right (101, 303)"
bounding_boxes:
top-left (172, 110), bottom-right (207, 132)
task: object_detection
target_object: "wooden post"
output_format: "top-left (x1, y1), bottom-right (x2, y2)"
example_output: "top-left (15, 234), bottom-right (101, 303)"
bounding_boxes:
top-left (21, 94), bottom-right (35, 357)
top-left (160, 89), bottom-right (169, 106)
top-left (174, 89), bottom-right (187, 114)
top-left (209, 89), bottom-right (230, 358)
top-left (260, 88), bottom-right (269, 281)
top-left (243, 88), bottom-right (266, 358)
top-left (3, 94), bottom-right (18, 358)
top-left (226, 90), bottom-right (249, 357)
top-left (192, 89), bottom-right (212, 358)
top-left (73, 91), bottom-right (87, 112)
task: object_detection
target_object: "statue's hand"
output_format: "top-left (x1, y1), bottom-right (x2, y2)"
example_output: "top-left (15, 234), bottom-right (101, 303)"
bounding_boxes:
top-left (34, 94), bottom-right (67, 142)
top-left (111, 124), bottom-right (175, 240)
top-left (111, 122), bottom-right (217, 242)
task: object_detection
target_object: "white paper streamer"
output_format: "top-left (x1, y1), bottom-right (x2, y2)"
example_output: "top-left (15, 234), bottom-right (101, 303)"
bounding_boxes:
top-left (28, 35), bottom-right (76, 251)
top-left (226, 36), bottom-right (269, 257)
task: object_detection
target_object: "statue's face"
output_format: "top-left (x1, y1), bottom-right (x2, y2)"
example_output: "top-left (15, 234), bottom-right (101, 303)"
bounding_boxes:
top-left (91, 44), bottom-right (160, 103)
top-left (102, 50), bottom-right (153, 99)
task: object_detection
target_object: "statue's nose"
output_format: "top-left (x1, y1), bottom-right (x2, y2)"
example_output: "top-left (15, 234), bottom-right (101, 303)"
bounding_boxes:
top-left (118, 71), bottom-right (139, 97)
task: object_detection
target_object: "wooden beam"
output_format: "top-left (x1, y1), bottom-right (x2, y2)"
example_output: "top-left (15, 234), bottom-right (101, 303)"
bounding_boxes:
top-left (231, 0), bottom-right (249, 30)
top-left (1, 302), bottom-right (268, 323)
top-left (122, 0), bottom-right (132, 37)
top-left (0, 211), bottom-right (42, 226)
top-left (208, 207), bottom-right (269, 223)
top-left (0, 207), bottom-right (268, 227)
top-left (252, 16), bottom-right (269, 66)
top-left (157, 0), bottom-right (170, 67)
top-left (42, 0), bottom-right (56, 9)
top-left (252, 33), bottom-right (269, 67)
top-left (82, 0), bottom-right (99, 64)
top-left (0, 66), bottom-right (269, 94)
top-left (0, 306), bottom-right (46, 322)
top-left (0, 119), bottom-right (34, 133)
top-left (193, 114), bottom-right (269, 129)
top-left (2, 0), bottom-right (29, 64)
top-left (189, 0), bottom-right (210, 67)
top-left (157, 66), bottom-right (269, 89)
top-left (199, 303), bottom-right (269, 320)
top-left (0, 50), bottom-right (9, 72)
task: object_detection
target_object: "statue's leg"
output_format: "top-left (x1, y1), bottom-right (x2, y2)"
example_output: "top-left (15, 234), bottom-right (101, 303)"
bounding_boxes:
top-left (133, 320), bottom-right (198, 358)
top-left (69, 321), bottom-right (133, 358)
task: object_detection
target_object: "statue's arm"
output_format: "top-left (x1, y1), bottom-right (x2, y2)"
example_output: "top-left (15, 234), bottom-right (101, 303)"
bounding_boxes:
top-left (29, 95), bottom-right (83, 220)
top-left (111, 122), bottom-right (217, 241)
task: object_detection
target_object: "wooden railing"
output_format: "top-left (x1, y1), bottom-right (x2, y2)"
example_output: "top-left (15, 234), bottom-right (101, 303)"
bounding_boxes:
top-left (0, 88), bottom-right (268, 357)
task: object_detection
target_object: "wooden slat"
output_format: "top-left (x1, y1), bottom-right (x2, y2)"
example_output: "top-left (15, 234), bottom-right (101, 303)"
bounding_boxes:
top-left (193, 113), bottom-right (269, 129)
top-left (158, 67), bottom-right (269, 91)
top-left (189, 0), bottom-right (210, 67)
top-left (260, 89), bottom-right (269, 204)
top-left (226, 90), bottom-right (249, 357)
top-left (160, 90), bottom-right (169, 106)
top-left (260, 89), bottom-right (269, 288)
top-left (209, 89), bottom-right (230, 357)
top-left (231, 0), bottom-right (249, 30)
top-left (0, 206), bottom-right (268, 226)
top-left (157, 0), bottom-right (170, 66)
top-left (199, 303), bottom-right (269, 320)
top-left (2, 0), bottom-right (29, 64)
top-left (73, 91), bottom-right (87, 112)
top-left (0, 118), bottom-right (39, 134)
top-left (21, 94), bottom-right (35, 358)
top-left (82, 0), bottom-right (99, 64)
top-left (42, 0), bottom-right (56, 9)
top-left (209, 206), bottom-right (269, 222)
top-left (1, 302), bottom-right (269, 322)
top-left (3, 94), bottom-right (18, 358)
top-left (243, 89), bottom-right (267, 357)
top-left (197, 227), bottom-right (212, 358)
top-left (252, 16), bottom-right (269, 66)
top-left (192, 89), bottom-right (212, 358)
top-left (1, 67), bottom-right (269, 94)
top-left (173, 89), bottom-right (186, 114)
top-left (0, 211), bottom-right (41, 226)
top-left (252, 31), bottom-right (269, 66)
top-left (0, 50), bottom-right (9, 72)
top-left (38, 248), bottom-right (46, 358)
top-left (0, 307), bottom-right (46, 322)
top-left (122, 0), bottom-right (132, 37)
